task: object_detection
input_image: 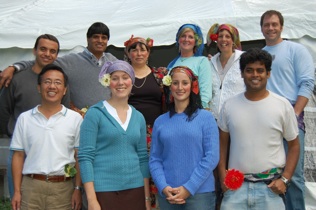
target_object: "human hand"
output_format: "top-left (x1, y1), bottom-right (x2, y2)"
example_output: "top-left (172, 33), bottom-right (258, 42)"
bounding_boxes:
top-left (268, 179), bottom-right (287, 195)
top-left (0, 66), bottom-right (15, 88)
top-left (71, 189), bottom-right (82, 210)
top-left (11, 192), bottom-right (21, 210)
top-left (167, 186), bottom-right (190, 204)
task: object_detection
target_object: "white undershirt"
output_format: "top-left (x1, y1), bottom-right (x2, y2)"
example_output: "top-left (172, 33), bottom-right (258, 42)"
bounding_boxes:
top-left (103, 100), bottom-right (132, 131)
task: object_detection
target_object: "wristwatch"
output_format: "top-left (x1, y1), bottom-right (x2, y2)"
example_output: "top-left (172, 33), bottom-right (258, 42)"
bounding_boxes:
top-left (280, 176), bottom-right (290, 187)
top-left (74, 186), bottom-right (83, 192)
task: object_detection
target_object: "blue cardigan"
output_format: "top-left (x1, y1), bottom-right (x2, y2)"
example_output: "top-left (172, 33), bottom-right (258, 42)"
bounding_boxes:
top-left (78, 101), bottom-right (150, 192)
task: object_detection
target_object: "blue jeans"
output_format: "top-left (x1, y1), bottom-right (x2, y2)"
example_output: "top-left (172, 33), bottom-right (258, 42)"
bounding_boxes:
top-left (283, 128), bottom-right (305, 210)
top-left (7, 150), bottom-right (14, 199)
top-left (158, 192), bottom-right (215, 210)
top-left (220, 182), bottom-right (285, 210)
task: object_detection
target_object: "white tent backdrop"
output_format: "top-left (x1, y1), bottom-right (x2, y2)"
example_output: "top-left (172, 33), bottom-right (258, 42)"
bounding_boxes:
top-left (0, 0), bottom-right (315, 208)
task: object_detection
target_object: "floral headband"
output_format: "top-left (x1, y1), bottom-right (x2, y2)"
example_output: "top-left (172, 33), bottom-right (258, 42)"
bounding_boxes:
top-left (206, 23), bottom-right (242, 50)
top-left (162, 66), bottom-right (199, 95)
top-left (124, 35), bottom-right (154, 52)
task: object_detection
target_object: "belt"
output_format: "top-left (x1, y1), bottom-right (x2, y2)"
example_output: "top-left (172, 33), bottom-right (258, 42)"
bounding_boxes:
top-left (26, 174), bottom-right (72, 182)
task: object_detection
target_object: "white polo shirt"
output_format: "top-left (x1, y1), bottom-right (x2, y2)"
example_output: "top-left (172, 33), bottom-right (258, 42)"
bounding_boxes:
top-left (10, 105), bottom-right (82, 175)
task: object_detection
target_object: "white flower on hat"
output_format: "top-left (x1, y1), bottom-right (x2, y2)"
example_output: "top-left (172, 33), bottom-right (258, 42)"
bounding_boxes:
top-left (99, 73), bottom-right (111, 87)
top-left (162, 75), bottom-right (172, 86)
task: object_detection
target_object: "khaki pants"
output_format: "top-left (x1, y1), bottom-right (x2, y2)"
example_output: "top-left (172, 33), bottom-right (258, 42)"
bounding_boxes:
top-left (21, 175), bottom-right (73, 210)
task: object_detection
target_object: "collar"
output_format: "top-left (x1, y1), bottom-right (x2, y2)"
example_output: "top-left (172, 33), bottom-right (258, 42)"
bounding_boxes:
top-left (32, 105), bottom-right (68, 116)
top-left (83, 48), bottom-right (106, 67)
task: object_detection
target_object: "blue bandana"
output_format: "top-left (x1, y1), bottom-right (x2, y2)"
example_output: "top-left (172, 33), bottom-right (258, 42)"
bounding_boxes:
top-left (175, 24), bottom-right (204, 56)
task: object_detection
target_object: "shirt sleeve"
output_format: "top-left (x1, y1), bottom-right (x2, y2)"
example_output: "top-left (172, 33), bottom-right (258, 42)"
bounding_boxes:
top-left (149, 117), bottom-right (169, 195)
top-left (78, 108), bottom-right (100, 183)
top-left (198, 57), bottom-right (212, 108)
top-left (183, 112), bottom-right (219, 195)
top-left (294, 45), bottom-right (315, 99)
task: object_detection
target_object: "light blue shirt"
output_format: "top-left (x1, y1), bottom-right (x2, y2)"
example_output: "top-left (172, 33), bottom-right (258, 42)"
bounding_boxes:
top-left (263, 40), bottom-right (314, 104)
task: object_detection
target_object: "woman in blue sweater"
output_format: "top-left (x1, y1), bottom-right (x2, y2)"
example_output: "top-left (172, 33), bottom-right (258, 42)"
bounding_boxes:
top-left (78, 60), bottom-right (150, 210)
top-left (149, 66), bottom-right (219, 210)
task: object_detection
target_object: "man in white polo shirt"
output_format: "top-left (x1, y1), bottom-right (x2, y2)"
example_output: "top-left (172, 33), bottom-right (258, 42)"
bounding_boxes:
top-left (10, 64), bottom-right (83, 210)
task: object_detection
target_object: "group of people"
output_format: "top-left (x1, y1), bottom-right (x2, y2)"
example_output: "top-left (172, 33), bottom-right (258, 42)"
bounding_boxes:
top-left (0, 9), bottom-right (314, 210)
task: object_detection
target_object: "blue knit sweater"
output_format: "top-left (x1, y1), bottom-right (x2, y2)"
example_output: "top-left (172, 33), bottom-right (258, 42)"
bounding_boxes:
top-left (149, 109), bottom-right (219, 196)
top-left (78, 101), bottom-right (150, 192)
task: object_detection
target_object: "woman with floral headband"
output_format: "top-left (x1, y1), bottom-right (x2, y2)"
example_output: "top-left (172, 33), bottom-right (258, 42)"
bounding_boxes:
top-left (206, 23), bottom-right (244, 120)
top-left (167, 24), bottom-right (212, 110)
top-left (78, 60), bottom-right (150, 210)
top-left (206, 23), bottom-right (245, 210)
top-left (124, 35), bottom-right (167, 208)
top-left (149, 66), bottom-right (219, 210)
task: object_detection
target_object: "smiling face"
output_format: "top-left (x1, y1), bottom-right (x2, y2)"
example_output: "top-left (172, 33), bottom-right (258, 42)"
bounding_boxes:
top-left (87, 34), bottom-right (108, 58)
top-left (38, 70), bottom-right (67, 105)
top-left (170, 71), bottom-right (191, 105)
top-left (178, 29), bottom-right (196, 54)
top-left (261, 14), bottom-right (283, 46)
top-left (217, 29), bottom-right (234, 53)
top-left (109, 71), bottom-right (133, 99)
top-left (33, 38), bottom-right (59, 68)
top-left (127, 43), bottom-right (150, 66)
top-left (242, 61), bottom-right (270, 94)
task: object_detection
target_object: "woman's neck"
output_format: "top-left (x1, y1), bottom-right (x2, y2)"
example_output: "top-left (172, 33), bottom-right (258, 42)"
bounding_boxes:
top-left (107, 98), bottom-right (129, 110)
top-left (219, 51), bottom-right (233, 68)
top-left (180, 51), bottom-right (194, 58)
top-left (132, 64), bottom-right (151, 78)
top-left (174, 100), bottom-right (189, 113)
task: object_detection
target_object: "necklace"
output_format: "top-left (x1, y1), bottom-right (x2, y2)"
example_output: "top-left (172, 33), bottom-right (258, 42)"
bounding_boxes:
top-left (133, 76), bottom-right (147, 88)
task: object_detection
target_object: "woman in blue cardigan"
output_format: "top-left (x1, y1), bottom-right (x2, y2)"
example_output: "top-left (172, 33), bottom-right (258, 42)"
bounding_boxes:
top-left (78, 60), bottom-right (150, 210)
top-left (150, 66), bottom-right (219, 210)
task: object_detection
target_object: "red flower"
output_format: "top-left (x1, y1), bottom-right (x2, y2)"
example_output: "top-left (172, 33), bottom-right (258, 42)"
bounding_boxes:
top-left (210, 34), bottom-right (218, 42)
top-left (224, 169), bottom-right (244, 190)
top-left (146, 38), bottom-right (154, 47)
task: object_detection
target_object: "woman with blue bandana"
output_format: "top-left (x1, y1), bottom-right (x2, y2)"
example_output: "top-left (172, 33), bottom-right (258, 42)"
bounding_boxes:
top-left (167, 24), bottom-right (212, 109)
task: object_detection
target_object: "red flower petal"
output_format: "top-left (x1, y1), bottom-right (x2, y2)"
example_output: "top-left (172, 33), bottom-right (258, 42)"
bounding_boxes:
top-left (210, 34), bottom-right (218, 42)
top-left (224, 169), bottom-right (244, 190)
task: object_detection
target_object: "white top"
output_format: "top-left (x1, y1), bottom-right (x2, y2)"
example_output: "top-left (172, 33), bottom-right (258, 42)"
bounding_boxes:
top-left (103, 101), bottom-right (132, 131)
top-left (209, 50), bottom-right (245, 120)
top-left (218, 91), bottom-right (298, 173)
top-left (10, 105), bottom-right (82, 175)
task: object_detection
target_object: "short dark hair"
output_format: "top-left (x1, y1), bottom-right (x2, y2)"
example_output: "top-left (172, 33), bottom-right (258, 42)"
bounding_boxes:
top-left (260, 10), bottom-right (284, 27)
top-left (86, 22), bottom-right (110, 39)
top-left (240, 48), bottom-right (272, 72)
top-left (38, 64), bottom-right (69, 86)
top-left (34, 34), bottom-right (60, 53)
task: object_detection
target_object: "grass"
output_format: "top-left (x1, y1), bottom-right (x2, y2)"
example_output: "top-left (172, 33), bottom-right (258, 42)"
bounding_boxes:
top-left (0, 197), bottom-right (11, 210)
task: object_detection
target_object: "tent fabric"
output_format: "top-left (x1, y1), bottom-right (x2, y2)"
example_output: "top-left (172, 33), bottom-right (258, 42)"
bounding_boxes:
top-left (0, 0), bottom-right (315, 206)
top-left (0, 0), bottom-right (316, 49)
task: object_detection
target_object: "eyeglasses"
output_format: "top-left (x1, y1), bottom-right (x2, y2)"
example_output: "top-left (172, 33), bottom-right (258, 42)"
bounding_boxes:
top-left (42, 80), bottom-right (64, 86)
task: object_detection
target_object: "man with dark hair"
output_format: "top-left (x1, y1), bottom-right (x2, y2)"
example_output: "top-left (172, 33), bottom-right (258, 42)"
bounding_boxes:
top-left (261, 10), bottom-right (314, 210)
top-left (0, 34), bottom-right (70, 198)
top-left (0, 22), bottom-right (117, 110)
top-left (11, 64), bottom-right (82, 210)
top-left (218, 48), bottom-right (300, 210)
